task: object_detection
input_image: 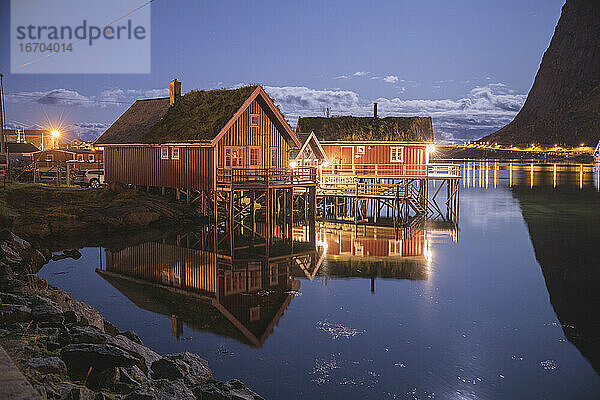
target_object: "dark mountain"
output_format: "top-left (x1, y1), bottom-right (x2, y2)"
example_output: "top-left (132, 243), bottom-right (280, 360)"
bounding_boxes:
top-left (483, 0), bottom-right (600, 145)
top-left (513, 186), bottom-right (600, 374)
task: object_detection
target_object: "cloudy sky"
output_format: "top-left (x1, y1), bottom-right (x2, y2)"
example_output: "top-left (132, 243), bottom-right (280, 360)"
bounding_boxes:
top-left (0, 0), bottom-right (565, 143)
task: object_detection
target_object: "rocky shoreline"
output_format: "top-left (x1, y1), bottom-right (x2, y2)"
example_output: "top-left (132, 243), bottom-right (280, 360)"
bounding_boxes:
top-left (0, 229), bottom-right (263, 400)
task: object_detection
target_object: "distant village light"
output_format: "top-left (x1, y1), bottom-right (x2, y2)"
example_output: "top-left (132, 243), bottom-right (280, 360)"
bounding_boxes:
top-left (51, 130), bottom-right (60, 138)
top-left (426, 145), bottom-right (436, 154)
top-left (289, 161), bottom-right (297, 168)
top-left (322, 161), bottom-right (330, 168)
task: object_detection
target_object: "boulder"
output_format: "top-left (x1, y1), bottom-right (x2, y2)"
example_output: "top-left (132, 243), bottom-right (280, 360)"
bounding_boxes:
top-left (31, 301), bottom-right (64, 324)
top-left (27, 356), bottom-right (67, 375)
top-left (124, 385), bottom-right (156, 400)
top-left (120, 331), bottom-right (143, 345)
top-left (192, 380), bottom-right (263, 400)
top-left (55, 383), bottom-right (96, 400)
top-left (112, 335), bottom-right (161, 373)
top-left (150, 358), bottom-right (189, 380)
top-left (0, 304), bottom-right (31, 324)
top-left (151, 379), bottom-right (195, 400)
top-left (60, 343), bottom-right (146, 380)
top-left (0, 242), bottom-right (22, 264)
top-left (164, 352), bottom-right (212, 384)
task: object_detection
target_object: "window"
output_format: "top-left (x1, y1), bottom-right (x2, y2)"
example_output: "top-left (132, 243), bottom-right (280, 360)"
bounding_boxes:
top-left (88, 155), bottom-right (94, 162)
top-left (77, 154), bottom-right (84, 162)
top-left (171, 147), bottom-right (180, 160)
top-left (250, 114), bottom-right (260, 127)
top-left (250, 306), bottom-right (261, 322)
top-left (161, 147), bottom-right (169, 160)
top-left (47, 154), bottom-right (54, 162)
top-left (390, 146), bottom-right (404, 162)
top-left (356, 146), bottom-right (365, 155)
top-left (225, 146), bottom-right (244, 168)
top-left (270, 148), bottom-right (278, 167)
top-left (249, 147), bottom-right (261, 167)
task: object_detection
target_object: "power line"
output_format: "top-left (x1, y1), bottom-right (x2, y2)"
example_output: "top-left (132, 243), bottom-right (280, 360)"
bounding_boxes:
top-left (17, 0), bottom-right (157, 69)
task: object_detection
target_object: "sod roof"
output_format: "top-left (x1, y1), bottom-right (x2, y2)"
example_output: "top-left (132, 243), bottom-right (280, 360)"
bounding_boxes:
top-left (296, 116), bottom-right (435, 142)
top-left (95, 85), bottom-right (268, 145)
top-left (144, 85), bottom-right (259, 143)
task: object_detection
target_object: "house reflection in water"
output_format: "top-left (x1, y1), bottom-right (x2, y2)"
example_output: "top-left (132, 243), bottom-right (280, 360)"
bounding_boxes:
top-left (96, 232), bottom-right (321, 347)
top-left (295, 222), bottom-right (457, 291)
top-left (96, 222), bottom-right (457, 346)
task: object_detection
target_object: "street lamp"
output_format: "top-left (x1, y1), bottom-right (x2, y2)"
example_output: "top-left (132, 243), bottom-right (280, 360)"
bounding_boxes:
top-left (51, 130), bottom-right (59, 149)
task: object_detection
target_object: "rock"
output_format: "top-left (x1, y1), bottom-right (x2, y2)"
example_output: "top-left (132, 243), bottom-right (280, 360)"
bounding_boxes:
top-left (164, 352), bottom-right (212, 385)
top-left (192, 380), bottom-right (263, 400)
top-left (60, 343), bottom-right (146, 380)
top-left (152, 379), bottom-right (195, 400)
top-left (64, 310), bottom-right (78, 324)
top-left (125, 385), bottom-right (156, 400)
top-left (31, 301), bottom-right (64, 324)
top-left (86, 367), bottom-right (120, 391)
top-left (56, 383), bottom-right (95, 400)
top-left (45, 291), bottom-right (105, 331)
top-left (27, 356), bottom-right (68, 375)
top-left (120, 331), bottom-right (143, 345)
top-left (117, 365), bottom-right (148, 386)
top-left (0, 304), bottom-right (32, 324)
top-left (0, 291), bottom-right (28, 305)
top-left (1, 242), bottom-right (22, 264)
top-left (103, 320), bottom-right (120, 337)
top-left (150, 358), bottom-right (189, 380)
top-left (112, 335), bottom-right (161, 373)
top-left (68, 325), bottom-right (113, 344)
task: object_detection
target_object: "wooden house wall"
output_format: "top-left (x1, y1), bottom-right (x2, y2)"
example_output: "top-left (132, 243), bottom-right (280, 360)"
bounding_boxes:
top-left (105, 242), bottom-right (217, 295)
top-left (104, 146), bottom-right (214, 191)
top-left (321, 143), bottom-right (427, 176)
top-left (216, 98), bottom-right (291, 169)
top-left (33, 150), bottom-right (75, 162)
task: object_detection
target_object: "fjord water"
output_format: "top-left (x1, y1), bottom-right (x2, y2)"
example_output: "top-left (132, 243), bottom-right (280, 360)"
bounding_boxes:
top-left (39, 163), bottom-right (600, 399)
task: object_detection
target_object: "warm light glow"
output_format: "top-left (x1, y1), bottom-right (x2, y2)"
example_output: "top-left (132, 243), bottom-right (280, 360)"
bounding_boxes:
top-left (289, 161), bottom-right (297, 168)
top-left (581, 143), bottom-right (585, 147)
top-left (51, 130), bottom-right (60, 138)
top-left (322, 161), bottom-right (330, 168)
top-left (426, 144), bottom-right (436, 154)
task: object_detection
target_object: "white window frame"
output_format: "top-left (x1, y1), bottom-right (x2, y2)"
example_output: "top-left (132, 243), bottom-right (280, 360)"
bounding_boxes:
top-left (390, 146), bottom-right (404, 163)
top-left (77, 154), bottom-right (84, 162)
top-left (88, 155), bottom-right (94, 162)
top-left (171, 147), bottom-right (180, 160)
top-left (250, 113), bottom-right (260, 128)
top-left (161, 147), bottom-right (169, 160)
top-left (270, 147), bottom-right (278, 167)
top-left (356, 146), bottom-right (365, 155)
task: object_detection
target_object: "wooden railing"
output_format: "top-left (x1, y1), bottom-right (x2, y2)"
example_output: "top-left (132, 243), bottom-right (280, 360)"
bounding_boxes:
top-left (321, 163), bottom-right (460, 178)
top-left (319, 181), bottom-right (408, 198)
top-left (217, 167), bottom-right (317, 186)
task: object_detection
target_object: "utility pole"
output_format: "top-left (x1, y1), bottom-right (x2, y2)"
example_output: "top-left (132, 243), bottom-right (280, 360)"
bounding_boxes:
top-left (0, 73), bottom-right (5, 155)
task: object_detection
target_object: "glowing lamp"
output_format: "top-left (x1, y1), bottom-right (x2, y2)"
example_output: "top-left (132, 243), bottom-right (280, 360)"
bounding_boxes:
top-left (426, 144), bottom-right (436, 154)
top-left (322, 161), bottom-right (330, 168)
top-left (289, 161), bottom-right (297, 168)
top-left (51, 130), bottom-right (60, 138)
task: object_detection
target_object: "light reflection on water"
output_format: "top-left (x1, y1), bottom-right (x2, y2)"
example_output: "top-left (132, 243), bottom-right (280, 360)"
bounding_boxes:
top-left (38, 162), bottom-right (600, 399)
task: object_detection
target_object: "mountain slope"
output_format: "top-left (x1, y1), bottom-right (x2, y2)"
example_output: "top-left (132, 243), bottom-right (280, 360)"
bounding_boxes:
top-left (483, 0), bottom-right (600, 145)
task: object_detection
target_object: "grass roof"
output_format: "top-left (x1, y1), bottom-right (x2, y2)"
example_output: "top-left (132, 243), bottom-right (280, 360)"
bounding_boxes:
top-left (144, 85), bottom-right (259, 143)
top-left (296, 116), bottom-right (434, 142)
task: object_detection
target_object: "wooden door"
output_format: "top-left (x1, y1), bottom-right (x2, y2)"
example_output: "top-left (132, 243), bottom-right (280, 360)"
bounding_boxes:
top-left (341, 146), bottom-right (353, 173)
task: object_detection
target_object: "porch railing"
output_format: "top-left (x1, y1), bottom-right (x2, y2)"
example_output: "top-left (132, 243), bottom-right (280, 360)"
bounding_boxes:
top-left (321, 163), bottom-right (460, 178)
top-left (217, 167), bottom-right (317, 186)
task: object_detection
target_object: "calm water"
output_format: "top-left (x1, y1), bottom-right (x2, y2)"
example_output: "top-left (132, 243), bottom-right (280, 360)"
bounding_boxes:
top-left (39, 163), bottom-right (600, 399)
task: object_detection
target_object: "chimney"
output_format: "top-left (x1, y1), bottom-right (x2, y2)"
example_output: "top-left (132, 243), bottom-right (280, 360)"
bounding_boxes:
top-left (373, 102), bottom-right (378, 119)
top-left (169, 79), bottom-right (181, 105)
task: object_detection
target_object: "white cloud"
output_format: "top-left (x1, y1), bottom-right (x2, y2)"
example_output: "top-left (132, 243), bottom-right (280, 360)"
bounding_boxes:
top-left (7, 89), bottom-right (94, 107)
top-left (383, 75), bottom-right (399, 84)
top-left (353, 71), bottom-right (369, 76)
top-left (333, 75), bottom-right (350, 80)
top-left (265, 83), bottom-right (525, 144)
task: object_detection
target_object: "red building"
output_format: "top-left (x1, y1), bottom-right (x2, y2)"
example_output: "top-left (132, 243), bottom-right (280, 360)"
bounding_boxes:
top-left (296, 113), bottom-right (435, 179)
top-left (95, 82), bottom-right (314, 196)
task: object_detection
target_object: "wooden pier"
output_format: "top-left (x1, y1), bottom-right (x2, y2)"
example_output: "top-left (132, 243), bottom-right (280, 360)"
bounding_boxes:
top-left (315, 163), bottom-right (460, 228)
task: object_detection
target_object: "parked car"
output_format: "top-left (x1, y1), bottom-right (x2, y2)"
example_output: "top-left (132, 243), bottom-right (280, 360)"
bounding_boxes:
top-left (73, 169), bottom-right (105, 188)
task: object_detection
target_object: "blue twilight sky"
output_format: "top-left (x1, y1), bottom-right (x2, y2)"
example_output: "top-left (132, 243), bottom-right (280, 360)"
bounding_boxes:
top-left (0, 0), bottom-right (565, 143)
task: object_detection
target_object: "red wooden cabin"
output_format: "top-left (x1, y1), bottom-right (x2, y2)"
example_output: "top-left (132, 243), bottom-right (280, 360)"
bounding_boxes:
top-left (95, 82), bottom-right (314, 195)
top-left (296, 114), bottom-right (439, 179)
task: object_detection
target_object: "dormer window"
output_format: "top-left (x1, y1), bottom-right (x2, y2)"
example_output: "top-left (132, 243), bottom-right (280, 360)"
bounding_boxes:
top-left (250, 114), bottom-right (260, 127)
